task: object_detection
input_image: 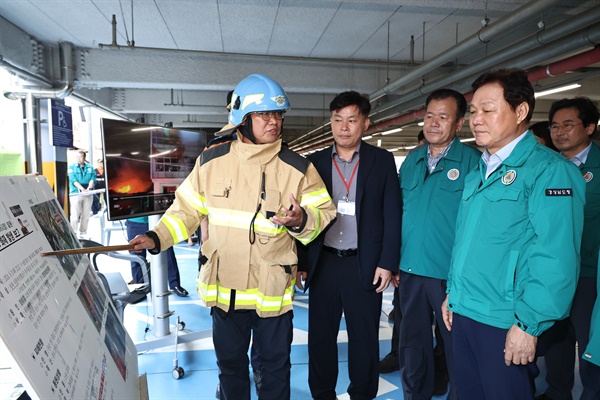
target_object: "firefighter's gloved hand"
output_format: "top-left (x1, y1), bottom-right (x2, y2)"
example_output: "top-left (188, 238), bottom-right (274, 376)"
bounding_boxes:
top-left (270, 193), bottom-right (304, 229)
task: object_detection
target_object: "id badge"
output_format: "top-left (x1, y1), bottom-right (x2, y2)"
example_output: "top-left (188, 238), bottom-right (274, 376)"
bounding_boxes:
top-left (337, 200), bottom-right (356, 216)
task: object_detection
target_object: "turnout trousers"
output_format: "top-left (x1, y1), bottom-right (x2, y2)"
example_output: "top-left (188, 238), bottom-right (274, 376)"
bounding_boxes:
top-left (212, 307), bottom-right (293, 400)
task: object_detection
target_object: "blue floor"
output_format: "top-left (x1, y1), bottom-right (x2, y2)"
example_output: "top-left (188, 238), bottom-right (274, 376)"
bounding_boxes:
top-left (121, 243), bottom-right (447, 400)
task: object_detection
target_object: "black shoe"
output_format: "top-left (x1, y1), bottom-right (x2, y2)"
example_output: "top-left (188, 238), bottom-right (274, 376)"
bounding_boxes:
top-left (172, 286), bottom-right (189, 297)
top-left (379, 351), bottom-right (399, 373)
top-left (535, 395), bottom-right (553, 400)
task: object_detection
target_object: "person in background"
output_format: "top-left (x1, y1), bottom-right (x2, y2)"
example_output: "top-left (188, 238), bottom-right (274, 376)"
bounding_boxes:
top-left (442, 68), bottom-right (585, 400)
top-left (529, 121), bottom-right (558, 151)
top-left (129, 74), bottom-right (336, 400)
top-left (126, 216), bottom-right (189, 297)
top-left (92, 158), bottom-right (106, 215)
top-left (537, 97), bottom-right (600, 400)
top-left (68, 149), bottom-right (96, 239)
top-left (298, 90), bottom-right (401, 400)
top-left (397, 88), bottom-right (481, 400)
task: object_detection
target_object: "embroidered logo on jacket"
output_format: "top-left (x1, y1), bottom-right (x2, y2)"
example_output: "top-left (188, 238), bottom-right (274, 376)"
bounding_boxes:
top-left (502, 170), bottom-right (517, 185)
top-left (447, 168), bottom-right (460, 181)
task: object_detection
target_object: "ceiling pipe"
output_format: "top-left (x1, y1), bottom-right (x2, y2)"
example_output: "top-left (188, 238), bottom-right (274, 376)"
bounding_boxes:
top-left (368, 46), bottom-right (600, 135)
top-left (3, 41), bottom-right (74, 100)
top-left (371, 6), bottom-right (600, 117)
top-left (291, 20), bottom-right (600, 150)
top-left (289, 0), bottom-right (567, 147)
top-left (293, 46), bottom-right (600, 153)
top-left (368, 0), bottom-right (564, 102)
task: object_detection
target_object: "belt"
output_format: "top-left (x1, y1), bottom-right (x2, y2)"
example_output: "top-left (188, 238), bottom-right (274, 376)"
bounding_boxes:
top-left (323, 245), bottom-right (358, 257)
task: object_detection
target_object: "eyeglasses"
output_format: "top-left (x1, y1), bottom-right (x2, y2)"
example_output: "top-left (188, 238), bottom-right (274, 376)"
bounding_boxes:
top-left (253, 111), bottom-right (284, 121)
top-left (549, 122), bottom-right (583, 133)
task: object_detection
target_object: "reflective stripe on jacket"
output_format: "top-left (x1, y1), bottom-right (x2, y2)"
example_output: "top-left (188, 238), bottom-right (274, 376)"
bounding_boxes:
top-left (152, 131), bottom-right (336, 317)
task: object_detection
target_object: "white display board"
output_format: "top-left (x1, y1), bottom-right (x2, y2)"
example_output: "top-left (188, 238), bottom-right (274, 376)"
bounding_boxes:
top-left (0, 175), bottom-right (139, 400)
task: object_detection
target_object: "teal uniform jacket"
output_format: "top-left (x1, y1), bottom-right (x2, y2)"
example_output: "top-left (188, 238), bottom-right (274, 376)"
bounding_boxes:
top-left (583, 255), bottom-right (600, 367)
top-left (579, 142), bottom-right (600, 279)
top-left (67, 161), bottom-right (96, 194)
top-left (399, 137), bottom-right (481, 279)
top-left (447, 132), bottom-right (585, 336)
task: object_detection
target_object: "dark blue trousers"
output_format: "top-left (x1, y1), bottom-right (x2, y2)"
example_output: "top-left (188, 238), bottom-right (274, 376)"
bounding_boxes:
top-left (398, 272), bottom-right (455, 400)
top-left (452, 314), bottom-right (539, 400)
top-left (308, 251), bottom-right (382, 400)
top-left (540, 277), bottom-right (600, 400)
top-left (125, 220), bottom-right (180, 288)
top-left (212, 308), bottom-right (292, 400)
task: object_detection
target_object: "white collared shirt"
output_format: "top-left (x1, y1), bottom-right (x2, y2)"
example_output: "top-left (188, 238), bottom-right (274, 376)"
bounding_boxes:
top-left (481, 131), bottom-right (528, 178)
top-left (567, 142), bottom-right (592, 167)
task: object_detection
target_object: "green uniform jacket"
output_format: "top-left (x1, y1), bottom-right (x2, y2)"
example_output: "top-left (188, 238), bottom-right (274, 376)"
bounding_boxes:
top-left (399, 137), bottom-right (481, 279)
top-left (583, 255), bottom-right (600, 367)
top-left (579, 142), bottom-right (600, 278)
top-left (447, 132), bottom-right (585, 336)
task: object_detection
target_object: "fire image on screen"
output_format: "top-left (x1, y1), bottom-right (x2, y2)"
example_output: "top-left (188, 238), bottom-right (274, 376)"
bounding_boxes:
top-left (101, 118), bottom-right (205, 220)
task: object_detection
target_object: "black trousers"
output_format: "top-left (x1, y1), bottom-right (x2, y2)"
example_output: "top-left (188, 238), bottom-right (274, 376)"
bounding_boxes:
top-left (308, 251), bottom-right (382, 400)
top-left (212, 308), bottom-right (293, 400)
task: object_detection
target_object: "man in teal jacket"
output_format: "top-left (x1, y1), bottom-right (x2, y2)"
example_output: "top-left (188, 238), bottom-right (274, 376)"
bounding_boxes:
top-left (539, 96), bottom-right (600, 400)
top-left (397, 88), bottom-right (481, 400)
top-left (442, 69), bottom-right (585, 400)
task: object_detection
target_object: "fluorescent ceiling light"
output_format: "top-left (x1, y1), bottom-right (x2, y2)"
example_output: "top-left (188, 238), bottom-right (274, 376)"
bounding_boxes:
top-left (363, 135), bottom-right (373, 140)
top-left (535, 83), bottom-right (581, 98)
top-left (404, 145), bottom-right (417, 150)
top-left (460, 138), bottom-right (476, 143)
top-left (417, 122), bottom-right (424, 127)
top-left (388, 148), bottom-right (399, 152)
top-left (377, 139), bottom-right (382, 147)
top-left (381, 127), bottom-right (403, 135)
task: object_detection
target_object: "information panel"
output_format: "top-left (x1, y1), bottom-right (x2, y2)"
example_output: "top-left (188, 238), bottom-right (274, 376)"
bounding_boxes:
top-left (0, 175), bottom-right (139, 400)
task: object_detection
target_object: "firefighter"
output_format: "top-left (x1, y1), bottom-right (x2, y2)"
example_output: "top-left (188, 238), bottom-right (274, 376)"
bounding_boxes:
top-left (130, 74), bottom-right (336, 400)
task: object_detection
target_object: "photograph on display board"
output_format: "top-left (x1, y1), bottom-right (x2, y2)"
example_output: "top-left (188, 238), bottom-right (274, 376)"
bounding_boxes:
top-left (30, 199), bottom-right (82, 279)
top-left (104, 305), bottom-right (128, 380)
top-left (0, 204), bottom-right (33, 250)
top-left (76, 265), bottom-right (109, 332)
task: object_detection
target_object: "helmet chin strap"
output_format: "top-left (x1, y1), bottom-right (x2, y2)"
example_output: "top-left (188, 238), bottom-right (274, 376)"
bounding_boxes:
top-left (240, 117), bottom-right (256, 144)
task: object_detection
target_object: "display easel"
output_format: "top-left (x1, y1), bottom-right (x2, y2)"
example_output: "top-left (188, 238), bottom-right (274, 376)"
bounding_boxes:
top-left (133, 214), bottom-right (212, 379)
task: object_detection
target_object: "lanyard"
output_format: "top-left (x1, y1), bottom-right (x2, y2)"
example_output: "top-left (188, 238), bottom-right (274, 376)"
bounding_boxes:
top-left (333, 157), bottom-right (359, 202)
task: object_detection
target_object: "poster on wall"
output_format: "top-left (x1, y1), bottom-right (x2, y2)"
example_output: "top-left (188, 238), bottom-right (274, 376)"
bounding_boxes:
top-left (0, 175), bottom-right (139, 400)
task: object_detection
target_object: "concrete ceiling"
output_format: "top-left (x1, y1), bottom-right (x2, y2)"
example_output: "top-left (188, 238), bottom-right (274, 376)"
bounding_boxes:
top-left (1, 0), bottom-right (599, 155)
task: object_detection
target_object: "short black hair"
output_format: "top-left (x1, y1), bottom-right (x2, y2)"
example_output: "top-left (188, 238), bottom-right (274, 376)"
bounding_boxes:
top-left (472, 68), bottom-right (535, 124)
top-left (425, 88), bottom-right (467, 119)
top-left (417, 130), bottom-right (425, 142)
top-left (330, 91), bottom-right (371, 118)
top-left (548, 97), bottom-right (599, 137)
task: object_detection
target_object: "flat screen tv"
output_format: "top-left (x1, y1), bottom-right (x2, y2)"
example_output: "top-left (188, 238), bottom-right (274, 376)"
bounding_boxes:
top-left (100, 118), bottom-right (206, 221)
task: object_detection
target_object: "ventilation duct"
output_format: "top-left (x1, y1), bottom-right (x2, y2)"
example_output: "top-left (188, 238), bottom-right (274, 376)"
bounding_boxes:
top-left (3, 42), bottom-right (74, 100)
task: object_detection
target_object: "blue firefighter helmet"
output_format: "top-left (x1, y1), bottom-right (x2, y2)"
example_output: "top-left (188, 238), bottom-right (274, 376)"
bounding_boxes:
top-left (228, 74), bottom-right (291, 127)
